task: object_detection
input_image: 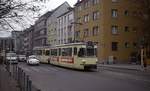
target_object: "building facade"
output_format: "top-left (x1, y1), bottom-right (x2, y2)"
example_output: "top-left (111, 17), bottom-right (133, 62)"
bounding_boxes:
top-left (11, 31), bottom-right (24, 54)
top-left (74, 0), bottom-right (144, 63)
top-left (47, 2), bottom-right (71, 46)
top-left (0, 37), bottom-right (14, 53)
top-left (57, 8), bottom-right (75, 44)
top-left (23, 26), bottom-right (34, 55)
top-left (34, 11), bottom-right (52, 47)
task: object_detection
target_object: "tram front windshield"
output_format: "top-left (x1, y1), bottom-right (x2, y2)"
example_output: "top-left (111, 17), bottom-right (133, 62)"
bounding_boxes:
top-left (78, 48), bottom-right (96, 57)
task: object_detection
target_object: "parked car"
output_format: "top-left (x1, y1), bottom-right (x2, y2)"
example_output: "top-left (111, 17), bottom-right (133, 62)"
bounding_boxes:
top-left (27, 55), bottom-right (40, 65)
top-left (6, 52), bottom-right (18, 64)
top-left (18, 55), bottom-right (26, 62)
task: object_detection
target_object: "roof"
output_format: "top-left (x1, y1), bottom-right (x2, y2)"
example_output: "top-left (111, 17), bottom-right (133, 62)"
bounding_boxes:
top-left (57, 7), bottom-right (74, 18)
top-left (51, 1), bottom-right (70, 14)
top-left (74, 0), bottom-right (85, 6)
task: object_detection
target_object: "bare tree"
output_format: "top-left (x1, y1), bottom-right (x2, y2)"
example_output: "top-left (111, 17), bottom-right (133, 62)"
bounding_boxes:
top-left (0, 0), bottom-right (49, 31)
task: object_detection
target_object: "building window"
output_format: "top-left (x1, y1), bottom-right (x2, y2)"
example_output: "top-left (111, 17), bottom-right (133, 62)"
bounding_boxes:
top-left (84, 14), bottom-right (90, 23)
top-left (75, 31), bottom-right (80, 38)
top-left (125, 26), bottom-right (129, 32)
top-left (112, 42), bottom-right (118, 51)
top-left (125, 42), bottom-right (130, 48)
top-left (133, 42), bottom-right (137, 48)
top-left (68, 13), bottom-right (73, 22)
top-left (92, 26), bottom-right (99, 36)
top-left (83, 29), bottom-right (89, 37)
top-left (124, 10), bottom-right (129, 16)
top-left (111, 25), bottom-right (118, 34)
top-left (78, 5), bottom-right (82, 11)
top-left (112, 9), bottom-right (118, 18)
top-left (77, 17), bottom-right (82, 23)
top-left (84, 1), bottom-right (90, 8)
top-left (93, 11), bottom-right (100, 20)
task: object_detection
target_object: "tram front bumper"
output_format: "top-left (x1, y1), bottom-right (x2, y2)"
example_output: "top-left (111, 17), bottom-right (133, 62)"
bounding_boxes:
top-left (84, 64), bottom-right (97, 69)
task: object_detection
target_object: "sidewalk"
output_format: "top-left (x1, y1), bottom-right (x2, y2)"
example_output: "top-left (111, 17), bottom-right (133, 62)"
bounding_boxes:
top-left (98, 63), bottom-right (150, 72)
top-left (0, 64), bottom-right (20, 91)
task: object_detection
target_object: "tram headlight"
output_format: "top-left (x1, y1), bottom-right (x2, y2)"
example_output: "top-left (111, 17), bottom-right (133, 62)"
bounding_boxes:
top-left (82, 60), bottom-right (86, 64)
top-left (96, 59), bottom-right (98, 63)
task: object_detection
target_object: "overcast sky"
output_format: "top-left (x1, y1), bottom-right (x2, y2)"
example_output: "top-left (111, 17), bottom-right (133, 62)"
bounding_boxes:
top-left (44, 0), bottom-right (77, 12)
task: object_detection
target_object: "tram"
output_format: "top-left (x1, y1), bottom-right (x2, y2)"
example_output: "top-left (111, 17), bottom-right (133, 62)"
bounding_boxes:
top-left (34, 41), bottom-right (98, 70)
top-left (33, 46), bottom-right (50, 64)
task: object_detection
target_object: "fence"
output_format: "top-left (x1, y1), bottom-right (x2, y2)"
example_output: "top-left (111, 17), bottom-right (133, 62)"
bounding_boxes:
top-left (0, 64), bottom-right (41, 91)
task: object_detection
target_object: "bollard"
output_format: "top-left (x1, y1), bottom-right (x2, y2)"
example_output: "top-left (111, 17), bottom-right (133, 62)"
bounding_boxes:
top-left (21, 69), bottom-right (24, 89)
top-left (23, 72), bottom-right (26, 91)
top-left (15, 65), bottom-right (17, 80)
top-left (18, 68), bottom-right (21, 85)
top-left (28, 80), bottom-right (32, 91)
top-left (26, 75), bottom-right (29, 91)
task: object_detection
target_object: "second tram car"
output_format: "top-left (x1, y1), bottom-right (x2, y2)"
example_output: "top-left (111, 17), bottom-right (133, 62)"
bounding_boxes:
top-left (33, 46), bottom-right (50, 64)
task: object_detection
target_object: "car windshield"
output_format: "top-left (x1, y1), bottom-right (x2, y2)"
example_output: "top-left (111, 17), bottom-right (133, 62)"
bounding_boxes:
top-left (29, 55), bottom-right (37, 59)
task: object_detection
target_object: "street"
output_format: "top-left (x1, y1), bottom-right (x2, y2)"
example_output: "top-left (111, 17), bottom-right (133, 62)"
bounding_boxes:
top-left (17, 62), bottom-right (150, 91)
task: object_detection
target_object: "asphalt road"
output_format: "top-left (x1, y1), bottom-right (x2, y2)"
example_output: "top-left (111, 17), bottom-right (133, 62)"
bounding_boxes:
top-left (18, 63), bottom-right (150, 91)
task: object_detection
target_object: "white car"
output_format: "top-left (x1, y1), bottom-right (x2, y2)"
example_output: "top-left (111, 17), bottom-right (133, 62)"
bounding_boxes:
top-left (27, 55), bottom-right (40, 65)
top-left (6, 52), bottom-right (18, 64)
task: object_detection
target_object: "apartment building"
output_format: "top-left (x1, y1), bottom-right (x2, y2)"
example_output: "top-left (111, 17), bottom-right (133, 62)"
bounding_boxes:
top-left (0, 37), bottom-right (14, 52)
top-left (74, 0), bottom-right (145, 63)
top-left (23, 26), bottom-right (34, 55)
top-left (46, 2), bottom-right (71, 46)
top-left (34, 11), bottom-right (52, 47)
top-left (11, 31), bottom-right (24, 54)
top-left (57, 8), bottom-right (74, 44)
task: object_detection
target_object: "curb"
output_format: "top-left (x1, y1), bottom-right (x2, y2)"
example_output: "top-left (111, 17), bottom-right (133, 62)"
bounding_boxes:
top-left (98, 65), bottom-right (144, 71)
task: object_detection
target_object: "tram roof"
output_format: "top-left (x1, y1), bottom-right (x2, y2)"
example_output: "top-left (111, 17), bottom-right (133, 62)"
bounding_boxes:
top-left (55, 42), bottom-right (86, 47)
top-left (33, 42), bottom-right (97, 49)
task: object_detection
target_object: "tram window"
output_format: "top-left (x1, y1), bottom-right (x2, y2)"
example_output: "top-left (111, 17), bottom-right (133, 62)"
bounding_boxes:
top-left (62, 48), bottom-right (72, 56)
top-left (74, 47), bottom-right (77, 55)
top-left (37, 50), bottom-right (42, 55)
top-left (59, 48), bottom-right (61, 56)
top-left (87, 48), bottom-right (94, 56)
top-left (78, 48), bottom-right (85, 57)
top-left (94, 48), bottom-right (97, 57)
top-left (45, 50), bottom-right (50, 56)
top-left (51, 49), bottom-right (57, 56)
top-left (62, 48), bottom-right (66, 56)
